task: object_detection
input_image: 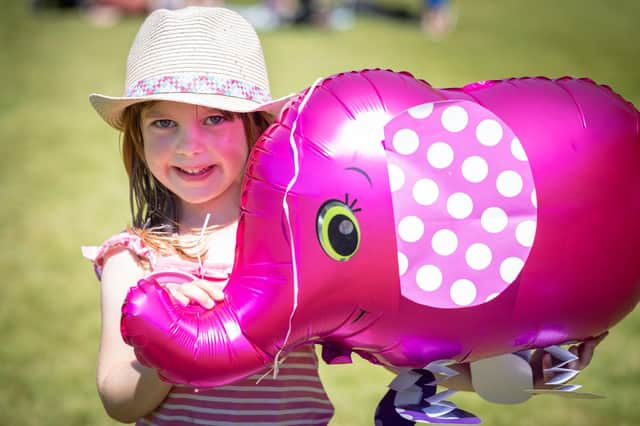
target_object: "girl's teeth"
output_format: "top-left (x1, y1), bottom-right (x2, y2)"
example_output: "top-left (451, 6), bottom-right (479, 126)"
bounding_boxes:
top-left (180, 166), bottom-right (212, 175)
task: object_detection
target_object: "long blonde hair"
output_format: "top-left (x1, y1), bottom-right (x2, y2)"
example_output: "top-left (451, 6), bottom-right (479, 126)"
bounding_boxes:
top-left (119, 102), bottom-right (273, 256)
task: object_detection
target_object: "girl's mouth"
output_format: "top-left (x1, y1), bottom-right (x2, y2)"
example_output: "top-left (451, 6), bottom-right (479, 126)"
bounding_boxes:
top-left (174, 165), bottom-right (215, 179)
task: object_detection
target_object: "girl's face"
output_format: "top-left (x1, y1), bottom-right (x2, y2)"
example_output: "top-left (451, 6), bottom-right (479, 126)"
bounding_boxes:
top-left (140, 101), bottom-right (248, 215)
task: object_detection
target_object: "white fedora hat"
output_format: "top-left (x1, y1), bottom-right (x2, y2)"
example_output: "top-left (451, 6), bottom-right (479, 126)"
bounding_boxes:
top-left (89, 6), bottom-right (291, 130)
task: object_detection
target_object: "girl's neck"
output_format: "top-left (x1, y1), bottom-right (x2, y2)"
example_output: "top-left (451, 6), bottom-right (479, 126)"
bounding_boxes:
top-left (177, 188), bottom-right (241, 234)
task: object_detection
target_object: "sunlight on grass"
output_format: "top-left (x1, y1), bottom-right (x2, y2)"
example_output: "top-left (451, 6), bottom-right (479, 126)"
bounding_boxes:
top-left (1, 1), bottom-right (638, 424)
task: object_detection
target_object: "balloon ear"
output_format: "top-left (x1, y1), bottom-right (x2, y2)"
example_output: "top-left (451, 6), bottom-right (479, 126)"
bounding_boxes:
top-left (383, 100), bottom-right (538, 309)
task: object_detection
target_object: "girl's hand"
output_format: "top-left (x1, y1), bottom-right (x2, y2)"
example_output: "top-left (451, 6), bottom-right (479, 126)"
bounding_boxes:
top-left (164, 279), bottom-right (226, 309)
top-left (531, 331), bottom-right (608, 388)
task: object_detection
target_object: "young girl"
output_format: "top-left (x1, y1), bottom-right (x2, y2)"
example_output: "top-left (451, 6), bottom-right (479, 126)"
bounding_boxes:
top-left (84, 6), bottom-right (606, 426)
top-left (83, 6), bottom-right (334, 425)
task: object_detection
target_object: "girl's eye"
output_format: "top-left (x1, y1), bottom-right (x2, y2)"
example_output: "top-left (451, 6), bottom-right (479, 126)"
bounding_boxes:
top-left (204, 115), bottom-right (225, 125)
top-left (151, 119), bottom-right (176, 129)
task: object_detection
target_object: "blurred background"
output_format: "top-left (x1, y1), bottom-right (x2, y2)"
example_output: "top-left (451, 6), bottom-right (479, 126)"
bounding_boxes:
top-left (1, 0), bottom-right (639, 425)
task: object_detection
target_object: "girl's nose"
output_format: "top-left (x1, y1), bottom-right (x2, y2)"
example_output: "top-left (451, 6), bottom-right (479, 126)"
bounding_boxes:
top-left (176, 124), bottom-right (206, 156)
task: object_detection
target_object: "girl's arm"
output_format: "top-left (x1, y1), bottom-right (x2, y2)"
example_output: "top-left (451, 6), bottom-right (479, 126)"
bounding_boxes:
top-left (97, 248), bottom-right (172, 423)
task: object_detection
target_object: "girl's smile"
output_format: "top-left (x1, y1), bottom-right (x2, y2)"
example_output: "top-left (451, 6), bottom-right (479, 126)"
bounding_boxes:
top-left (175, 165), bottom-right (215, 177)
top-left (173, 164), bottom-right (216, 181)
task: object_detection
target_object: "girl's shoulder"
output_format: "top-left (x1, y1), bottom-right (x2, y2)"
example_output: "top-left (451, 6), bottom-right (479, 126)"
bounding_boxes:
top-left (82, 230), bottom-right (233, 281)
top-left (82, 231), bottom-right (156, 280)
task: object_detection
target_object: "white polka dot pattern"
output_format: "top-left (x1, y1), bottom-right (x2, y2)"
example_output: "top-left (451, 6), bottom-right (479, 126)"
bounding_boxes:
top-left (450, 279), bottom-right (477, 306)
top-left (427, 142), bottom-right (455, 169)
top-left (496, 170), bottom-right (524, 197)
top-left (461, 156), bottom-right (489, 183)
top-left (446, 192), bottom-right (473, 219)
top-left (398, 252), bottom-right (409, 276)
top-left (476, 119), bottom-right (503, 146)
top-left (416, 264), bottom-right (443, 291)
top-left (432, 229), bottom-right (458, 256)
top-left (481, 207), bottom-right (508, 233)
top-left (413, 179), bottom-right (439, 206)
top-left (384, 100), bottom-right (537, 308)
top-left (441, 105), bottom-right (469, 132)
top-left (511, 137), bottom-right (528, 161)
top-left (398, 216), bottom-right (425, 242)
top-left (393, 128), bottom-right (420, 155)
top-left (388, 164), bottom-right (405, 192)
top-left (408, 102), bottom-right (435, 119)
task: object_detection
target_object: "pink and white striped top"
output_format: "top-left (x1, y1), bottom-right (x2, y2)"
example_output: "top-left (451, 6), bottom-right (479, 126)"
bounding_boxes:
top-left (83, 232), bottom-right (334, 426)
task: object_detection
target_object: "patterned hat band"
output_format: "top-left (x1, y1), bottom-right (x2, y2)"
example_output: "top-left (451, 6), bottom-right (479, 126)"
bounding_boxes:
top-left (126, 73), bottom-right (272, 103)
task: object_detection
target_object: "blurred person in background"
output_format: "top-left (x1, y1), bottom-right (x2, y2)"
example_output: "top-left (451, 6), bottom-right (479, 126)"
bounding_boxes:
top-left (85, 0), bottom-right (222, 26)
top-left (238, 0), bottom-right (355, 31)
top-left (421, 0), bottom-right (453, 37)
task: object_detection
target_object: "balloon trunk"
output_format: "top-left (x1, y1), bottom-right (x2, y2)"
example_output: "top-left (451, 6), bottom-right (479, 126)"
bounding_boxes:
top-left (122, 276), bottom-right (271, 386)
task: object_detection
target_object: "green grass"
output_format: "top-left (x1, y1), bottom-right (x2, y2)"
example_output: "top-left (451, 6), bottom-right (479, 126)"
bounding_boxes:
top-left (1, 0), bottom-right (639, 424)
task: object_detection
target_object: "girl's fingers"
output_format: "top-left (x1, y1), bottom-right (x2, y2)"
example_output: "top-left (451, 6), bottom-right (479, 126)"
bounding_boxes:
top-left (185, 284), bottom-right (216, 309)
top-left (595, 331), bottom-right (609, 343)
top-left (167, 282), bottom-right (215, 309)
top-left (531, 350), bottom-right (554, 386)
top-left (577, 343), bottom-right (592, 370)
top-left (164, 283), bottom-right (191, 306)
top-left (576, 331), bottom-right (608, 370)
top-left (193, 279), bottom-right (226, 302)
top-left (163, 280), bottom-right (226, 309)
top-left (564, 331), bottom-right (609, 370)
top-left (542, 352), bottom-right (555, 384)
top-left (567, 345), bottom-right (580, 370)
top-left (533, 331), bottom-right (609, 387)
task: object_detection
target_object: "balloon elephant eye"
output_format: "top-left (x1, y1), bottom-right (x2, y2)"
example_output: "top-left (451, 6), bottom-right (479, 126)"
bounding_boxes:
top-left (317, 200), bottom-right (361, 261)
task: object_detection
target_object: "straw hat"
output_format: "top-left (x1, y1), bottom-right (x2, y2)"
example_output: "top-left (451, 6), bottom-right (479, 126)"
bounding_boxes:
top-left (89, 6), bottom-right (290, 130)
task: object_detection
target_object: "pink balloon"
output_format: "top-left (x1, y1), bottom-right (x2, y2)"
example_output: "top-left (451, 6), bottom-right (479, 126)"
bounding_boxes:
top-left (121, 69), bottom-right (640, 387)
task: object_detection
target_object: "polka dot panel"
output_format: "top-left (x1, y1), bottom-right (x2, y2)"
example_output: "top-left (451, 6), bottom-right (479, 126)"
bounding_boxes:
top-left (383, 100), bottom-right (538, 308)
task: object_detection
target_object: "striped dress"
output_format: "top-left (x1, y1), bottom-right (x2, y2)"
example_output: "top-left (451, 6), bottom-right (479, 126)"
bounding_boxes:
top-left (83, 232), bottom-right (335, 426)
top-left (139, 346), bottom-right (333, 426)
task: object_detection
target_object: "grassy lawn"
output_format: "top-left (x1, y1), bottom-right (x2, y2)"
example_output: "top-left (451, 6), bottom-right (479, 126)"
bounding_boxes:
top-left (1, 0), bottom-right (638, 425)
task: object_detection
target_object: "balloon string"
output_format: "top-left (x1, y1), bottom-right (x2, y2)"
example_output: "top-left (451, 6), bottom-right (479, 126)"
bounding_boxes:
top-left (196, 213), bottom-right (211, 279)
top-left (272, 78), bottom-right (324, 378)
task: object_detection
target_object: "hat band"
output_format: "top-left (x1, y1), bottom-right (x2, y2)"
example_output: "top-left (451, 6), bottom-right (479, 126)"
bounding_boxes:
top-left (125, 73), bottom-right (272, 103)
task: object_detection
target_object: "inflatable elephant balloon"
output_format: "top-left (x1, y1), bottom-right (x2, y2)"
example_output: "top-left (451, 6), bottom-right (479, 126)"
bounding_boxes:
top-left (121, 70), bottom-right (640, 402)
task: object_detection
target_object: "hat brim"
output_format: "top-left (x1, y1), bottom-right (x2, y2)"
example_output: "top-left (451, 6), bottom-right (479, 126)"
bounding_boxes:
top-left (89, 91), bottom-right (295, 130)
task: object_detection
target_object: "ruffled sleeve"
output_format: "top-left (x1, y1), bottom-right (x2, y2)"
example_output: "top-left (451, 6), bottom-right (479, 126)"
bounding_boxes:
top-left (82, 231), bottom-right (157, 280)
